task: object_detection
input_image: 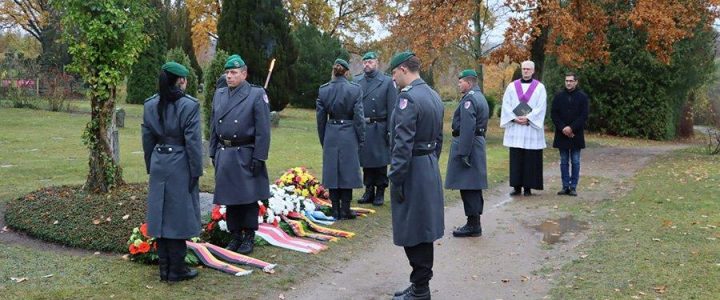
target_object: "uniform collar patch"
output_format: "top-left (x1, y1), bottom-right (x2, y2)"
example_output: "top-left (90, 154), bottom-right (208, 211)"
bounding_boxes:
top-left (468, 90), bottom-right (475, 95)
top-left (401, 85), bottom-right (413, 92)
top-left (399, 98), bottom-right (408, 110)
top-left (464, 101), bottom-right (471, 109)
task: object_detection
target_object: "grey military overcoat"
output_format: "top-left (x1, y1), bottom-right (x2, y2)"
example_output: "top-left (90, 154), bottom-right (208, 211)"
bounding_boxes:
top-left (210, 81), bottom-right (271, 205)
top-left (354, 71), bottom-right (397, 168)
top-left (142, 95), bottom-right (203, 239)
top-left (316, 77), bottom-right (366, 189)
top-left (445, 85), bottom-right (489, 190)
top-left (389, 78), bottom-right (445, 247)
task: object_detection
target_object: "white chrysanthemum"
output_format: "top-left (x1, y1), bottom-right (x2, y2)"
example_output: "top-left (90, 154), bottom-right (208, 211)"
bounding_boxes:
top-left (219, 205), bottom-right (226, 215)
top-left (218, 220), bottom-right (228, 232)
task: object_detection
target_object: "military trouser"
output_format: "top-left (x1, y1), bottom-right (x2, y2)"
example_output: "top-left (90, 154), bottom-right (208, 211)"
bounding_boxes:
top-left (404, 242), bottom-right (433, 291)
top-left (226, 202), bottom-right (260, 232)
top-left (460, 189), bottom-right (484, 216)
top-left (362, 167), bottom-right (388, 188)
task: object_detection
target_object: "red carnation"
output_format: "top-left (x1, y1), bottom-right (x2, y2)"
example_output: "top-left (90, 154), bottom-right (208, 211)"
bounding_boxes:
top-left (211, 206), bottom-right (222, 220)
top-left (139, 223), bottom-right (149, 238)
top-left (138, 242), bottom-right (151, 253)
top-left (272, 219), bottom-right (279, 227)
top-left (206, 221), bottom-right (215, 231)
top-left (129, 244), bottom-right (139, 255)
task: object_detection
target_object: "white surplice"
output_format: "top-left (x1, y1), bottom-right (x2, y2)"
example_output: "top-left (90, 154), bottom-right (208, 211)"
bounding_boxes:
top-left (499, 81), bottom-right (547, 150)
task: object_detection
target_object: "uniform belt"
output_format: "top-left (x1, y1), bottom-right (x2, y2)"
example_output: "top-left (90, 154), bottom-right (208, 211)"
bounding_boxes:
top-left (219, 137), bottom-right (255, 147)
top-left (451, 129), bottom-right (486, 137)
top-left (329, 119), bottom-right (352, 125)
top-left (365, 116), bottom-right (387, 123)
top-left (158, 137), bottom-right (185, 145)
top-left (155, 145), bottom-right (184, 154)
top-left (412, 149), bottom-right (434, 156)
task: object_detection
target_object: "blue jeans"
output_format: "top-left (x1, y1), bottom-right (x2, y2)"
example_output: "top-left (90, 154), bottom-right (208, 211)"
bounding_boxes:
top-left (559, 148), bottom-right (581, 189)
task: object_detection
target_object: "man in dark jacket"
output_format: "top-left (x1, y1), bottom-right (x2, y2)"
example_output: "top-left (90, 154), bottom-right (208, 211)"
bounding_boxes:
top-left (551, 72), bottom-right (589, 196)
top-left (210, 54), bottom-right (272, 254)
top-left (388, 51), bottom-right (444, 300)
top-left (354, 51), bottom-right (397, 206)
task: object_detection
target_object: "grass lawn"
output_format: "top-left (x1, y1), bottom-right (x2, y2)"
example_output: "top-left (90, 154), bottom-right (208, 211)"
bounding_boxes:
top-left (0, 101), bottom-right (511, 299)
top-left (550, 147), bottom-right (720, 299)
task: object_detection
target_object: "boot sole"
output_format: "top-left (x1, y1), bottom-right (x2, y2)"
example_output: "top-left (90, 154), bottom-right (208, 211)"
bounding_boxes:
top-left (452, 232), bottom-right (482, 237)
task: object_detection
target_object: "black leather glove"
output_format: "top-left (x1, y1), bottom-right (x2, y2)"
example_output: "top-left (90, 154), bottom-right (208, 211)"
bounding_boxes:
top-left (391, 183), bottom-right (404, 203)
top-left (189, 176), bottom-right (199, 193)
top-left (461, 155), bottom-right (472, 167)
top-left (250, 159), bottom-right (265, 176)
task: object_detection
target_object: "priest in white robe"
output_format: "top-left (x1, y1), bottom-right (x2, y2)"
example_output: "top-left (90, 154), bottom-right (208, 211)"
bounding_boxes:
top-left (499, 60), bottom-right (547, 196)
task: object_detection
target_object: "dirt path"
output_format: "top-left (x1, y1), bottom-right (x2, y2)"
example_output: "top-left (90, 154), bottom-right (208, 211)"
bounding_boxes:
top-left (284, 144), bottom-right (685, 300)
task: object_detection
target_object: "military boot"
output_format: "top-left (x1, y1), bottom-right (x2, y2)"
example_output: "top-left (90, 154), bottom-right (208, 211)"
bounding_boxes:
top-left (394, 284), bottom-right (414, 297)
top-left (392, 284), bottom-right (430, 300)
top-left (225, 232), bottom-right (243, 252)
top-left (237, 230), bottom-right (255, 255)
top-left (341, 196), bottom-right (356, 220)
top-left (373, 186), bottom-right (385, 206)
top-left (331, 197), bottom-right (341, 220)
top-left (357, 186), bottom-right (374, 204)
top-left (156, 239), bottom-right (169, 281)
top-left (452, 215), bottom-right (482, 237)
top-left (167, 240), bottom-right (198, 282)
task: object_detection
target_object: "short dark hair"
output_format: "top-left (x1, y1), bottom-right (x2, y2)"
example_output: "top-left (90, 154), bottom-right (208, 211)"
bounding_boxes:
top-left (462, 76), bottom-right (478, 85)
top-left (565, 72), bottom-right (578, 81)
top-left (398, 56), bottom-right (421, 73)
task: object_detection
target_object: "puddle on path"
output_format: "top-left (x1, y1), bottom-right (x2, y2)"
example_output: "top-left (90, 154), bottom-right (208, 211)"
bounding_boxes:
top-left (532, 216), bottom-right (589, 244)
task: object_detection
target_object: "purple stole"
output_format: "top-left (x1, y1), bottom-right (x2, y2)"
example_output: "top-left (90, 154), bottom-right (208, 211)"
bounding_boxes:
top-left (513, 79), bottom-right (539, 103)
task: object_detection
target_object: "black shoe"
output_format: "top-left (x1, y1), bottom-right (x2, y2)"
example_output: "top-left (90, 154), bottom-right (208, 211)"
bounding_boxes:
top-left (358, 186), bottom-right (374, 204)
top-left (509, 187), bottom-right (521, 196)
top-left (237, 231), bottom-right (255, 255)
top-left (373, 187), bottom-right (385, 206)
top-left (523, 188), bottom-right (532, 196)
top-left (341, 199), bottom-right (356, 220)
top-left (331, 199), bottom-right (341, 219)
top-left (567, 188), bottom-right (578, 196)
top-left (394, 284), bottom-right (413, 297)
top-left (453, 215), bottom-right (482, 237)
top-left (393, 285), bottom-right (430, 300)
top-left (158, 257), bottom-right (169, 281)
top-left (225, 233), bottom-right (243, 252)
top-left (167, 267), bottom-right (198, 282)
top-left (557, 187), bottom-right (569, 195)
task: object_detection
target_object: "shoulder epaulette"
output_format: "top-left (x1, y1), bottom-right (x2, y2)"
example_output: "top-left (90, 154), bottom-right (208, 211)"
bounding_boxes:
top-left (401, 85), bottom-right (413, 92)
top-left (468, 91), bottom-right (475, 95)
top-left (143, 94), bottom-right (159, 103)
top-left (320, 82), bottom-right (330, 88)
top-left (349, 81), bottom-right (360, 86)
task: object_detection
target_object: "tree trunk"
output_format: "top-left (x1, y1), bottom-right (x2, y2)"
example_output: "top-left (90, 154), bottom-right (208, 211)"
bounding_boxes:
top-left (473, 0), bottom-right (484, 92)
top-left (678, 90), bottom-right (695, 138)
top-left (530, 5), bottom-right (549, 81)
top-left (85, 88), bottom-right (124, 193)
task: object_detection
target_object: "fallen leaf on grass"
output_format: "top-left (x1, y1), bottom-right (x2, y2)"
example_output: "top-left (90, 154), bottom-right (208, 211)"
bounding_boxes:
top-left (472, 275), bottom-right (478, 280)
top-left (145, 285), bottom-right (153, 289)
top-left (654, 285), bottom-right (667, 294)
top-left (279, 294), bottom-right (285, 299)
top-left (501, 279), bottom-right (510, 283)
top-left (10, 277), bottom-right (28, 283)
top-left (105, 217), bottom-right (112, 222)
top-left (638, 291), bottom-right (646, 295)
top-left (53, 220), bottom-right (59, 225)
top-left (92, 219), bottom-right (101, 225)
top-left (121, 254), bottom-right (129, 260)
top-left (624, 228), bottom-right (632, 232)
top-left (631, 296), bottom-right (640, 299)
top-left (42, 274), bottom-right (53, 278)
top-left (662, 220), bottom-right (673, 227)
top-left (521, 275), bottom-right (529, 282)
top-left (1, 226), bottom-right (9, 232)
top-left (580, 254), bottom-right (589, 259)
top-left (652, 238), bottom-right (661, 242)
top-left (122, 214), bottom-right (130, 220)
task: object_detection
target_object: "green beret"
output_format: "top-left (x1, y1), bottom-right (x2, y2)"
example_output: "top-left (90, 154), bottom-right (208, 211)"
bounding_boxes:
top-left (161, 61), bottom-right (189, 77)
top-left (224, 54), bottom-right (246, 69)
top-left (362, 51), bottom-right (378, 60)
top-left (387, 51), bottom-right (415, 72)
top-left (458, 69), bottom-right (478, 79)
top-left (334, 58), bottom-right (350, 70)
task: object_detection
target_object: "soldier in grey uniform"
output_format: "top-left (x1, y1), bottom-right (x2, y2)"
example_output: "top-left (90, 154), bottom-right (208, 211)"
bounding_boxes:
top-left (388, 51), bottom-right (444, 300)
top-left (445, 69), bottom-right (489, 238)
top-left (317, 58), bottom-right (366, 220)
top-left (142, 61), bottom-right (202, 282)
top-left (353, 51), bottom-right (397, 206)
top-left (209, 55), bottom-right (271, 254)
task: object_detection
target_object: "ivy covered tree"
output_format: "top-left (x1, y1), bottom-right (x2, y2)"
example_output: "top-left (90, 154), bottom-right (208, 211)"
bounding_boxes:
top-left (203, 49), bottom-right (229, 139)
top-left (289, 24), bottom-right (348, 108)
top-left (217, 0), bottom-right (297, 111)
top-left (57, 0), bottom-right (151, 192)
top-left (166, 47), bottom-right (198, 97)
top-left (126, 0), bottom-right (167, 104)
